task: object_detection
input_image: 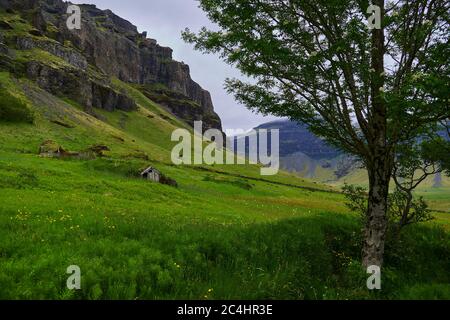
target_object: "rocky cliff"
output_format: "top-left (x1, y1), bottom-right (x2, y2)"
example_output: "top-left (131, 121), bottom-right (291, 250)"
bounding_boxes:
top-left (0, 0), bottom-right (222, 131)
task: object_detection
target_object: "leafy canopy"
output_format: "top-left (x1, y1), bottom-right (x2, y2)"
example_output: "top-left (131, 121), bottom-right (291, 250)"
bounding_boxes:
top-left (183, 0), bottom-right (449, 161)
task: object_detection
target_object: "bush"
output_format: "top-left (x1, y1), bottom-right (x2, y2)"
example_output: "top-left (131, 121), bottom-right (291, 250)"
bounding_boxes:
top-left (342, 183), bottom-right (433, 234)
top-left (159, 174), bottom-right (178, 187)
top-left (0, 86), bottom-right (34, 123)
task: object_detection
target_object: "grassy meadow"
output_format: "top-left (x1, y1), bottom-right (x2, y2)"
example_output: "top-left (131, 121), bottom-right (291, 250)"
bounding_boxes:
top-left (0, 70), bottom-right (449, 300)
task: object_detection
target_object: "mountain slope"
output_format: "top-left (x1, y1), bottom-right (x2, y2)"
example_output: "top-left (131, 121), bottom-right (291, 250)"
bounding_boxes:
top-left (250, 120), bottom-right (450, 198)
top-left (255, 120), bottom-right (340, 159)
top-left (0, 0), bottom-right (336, 191)
top-left (0, 0), bottom-right (222, 131)
top-left (1, 72), bottom-right (449, 298)
top-left (0, 1), bottom-right (449, 300)
top-left (232, 120), bottom-right (358, 181)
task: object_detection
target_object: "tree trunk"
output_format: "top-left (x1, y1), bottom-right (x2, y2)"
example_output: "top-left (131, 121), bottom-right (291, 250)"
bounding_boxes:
top-left (400, 191), bottom-right (413, 228)
top-left (362, 0), bottom-right (389, 268)
top-left (362, 161), bottom-right (390, 268)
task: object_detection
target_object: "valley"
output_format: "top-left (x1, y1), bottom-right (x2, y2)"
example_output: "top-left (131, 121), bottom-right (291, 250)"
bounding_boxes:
top-left (0, 0), bottom-right (449, 300)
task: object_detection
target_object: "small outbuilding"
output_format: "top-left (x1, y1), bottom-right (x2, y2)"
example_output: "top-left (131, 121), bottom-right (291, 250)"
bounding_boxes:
top-left (141, 166), bottom-right (161, 182)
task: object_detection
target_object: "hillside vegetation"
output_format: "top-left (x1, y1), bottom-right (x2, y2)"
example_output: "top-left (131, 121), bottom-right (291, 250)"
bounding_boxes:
top-left (1, 69), bottom-right (449, 299)
top-left (0, 3), bottom-right (449, 300)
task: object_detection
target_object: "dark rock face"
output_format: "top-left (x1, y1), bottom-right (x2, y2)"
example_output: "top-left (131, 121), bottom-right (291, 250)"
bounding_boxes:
top-left (91, 81), bottom-right (136, 112)
top-left (0, 0), bottom-right (223, 131)
top-left (0, 31), bottom-right (9, 55)
top-left (26, 61), bottom-right (136, 112)
top-left (139, 85), bottom-right (222, 131)
top-left (0, 20), bottom-right (13, 30)
top-left (67, 4), bottom-right (222, 130)
top-left (16, 36), bottom-right (88, 69)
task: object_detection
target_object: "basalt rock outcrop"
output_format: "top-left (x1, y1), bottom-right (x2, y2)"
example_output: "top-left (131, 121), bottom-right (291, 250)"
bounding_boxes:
top-left (25, 60), bottom-right (136, 112)
top-left (138, 84), bottom-right (222, 132)
top-left (0, 0), bottom-right (223, 131)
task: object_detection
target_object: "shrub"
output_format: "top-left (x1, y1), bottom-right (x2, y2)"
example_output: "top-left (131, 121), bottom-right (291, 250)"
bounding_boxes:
top-left (0, 86), bottom-right (34, 123)
top-left (342, 183), bottom-right (433, 234)
top-left (159, 174), bottom-right (178, 187)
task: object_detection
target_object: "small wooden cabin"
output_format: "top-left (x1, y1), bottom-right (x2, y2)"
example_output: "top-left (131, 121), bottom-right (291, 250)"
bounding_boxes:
top-left (141, 167), bottom-right (161, 182)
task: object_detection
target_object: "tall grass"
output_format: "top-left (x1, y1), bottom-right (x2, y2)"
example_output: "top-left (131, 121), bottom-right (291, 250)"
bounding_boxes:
top-left (0, 153), bottom-right (448, 300)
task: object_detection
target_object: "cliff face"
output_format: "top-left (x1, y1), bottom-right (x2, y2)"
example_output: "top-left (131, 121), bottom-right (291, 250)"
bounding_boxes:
top-left (0, 0), bottom-right (222, 131)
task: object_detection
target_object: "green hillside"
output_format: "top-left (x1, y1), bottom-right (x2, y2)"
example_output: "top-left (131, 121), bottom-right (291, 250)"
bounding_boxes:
top-left (326, 168), bottom-right (450, 213)
top-left (1, 68), bottom-right (449, 299)
top-left (0, 3), bottom-right (449, 300)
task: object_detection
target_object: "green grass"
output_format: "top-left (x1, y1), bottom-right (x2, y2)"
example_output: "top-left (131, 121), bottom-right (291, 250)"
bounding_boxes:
top-left (0, 153), bottom-right (448, 299)
top-left (0, 11), bottom-right (34, 38)
top-left (0, 85), bottom-right (34, 123)
top-left (416, 188), bottom-right (450, 213)
top-left (329, 168), bottom-right (450, 213)
top-left (0, 69), bottom-right (449, 300)
top-left (15, 48), bottom-right (75, 70)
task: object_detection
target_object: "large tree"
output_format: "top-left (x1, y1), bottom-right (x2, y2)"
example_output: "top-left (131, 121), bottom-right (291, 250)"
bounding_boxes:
top-left (183, 0), bottom-right (450, 267)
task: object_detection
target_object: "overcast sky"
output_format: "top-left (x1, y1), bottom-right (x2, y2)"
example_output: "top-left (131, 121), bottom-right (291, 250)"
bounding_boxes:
top-left (75, 0), bottom-right (281, 133)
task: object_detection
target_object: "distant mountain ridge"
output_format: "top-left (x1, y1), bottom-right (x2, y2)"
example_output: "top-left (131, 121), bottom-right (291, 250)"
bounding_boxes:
top-left (254, 120), bottom-right (340, 159)
top-left (232, 119), bottom-right (352, 181)
top-left (251, 120), bottom-right (449, 187)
